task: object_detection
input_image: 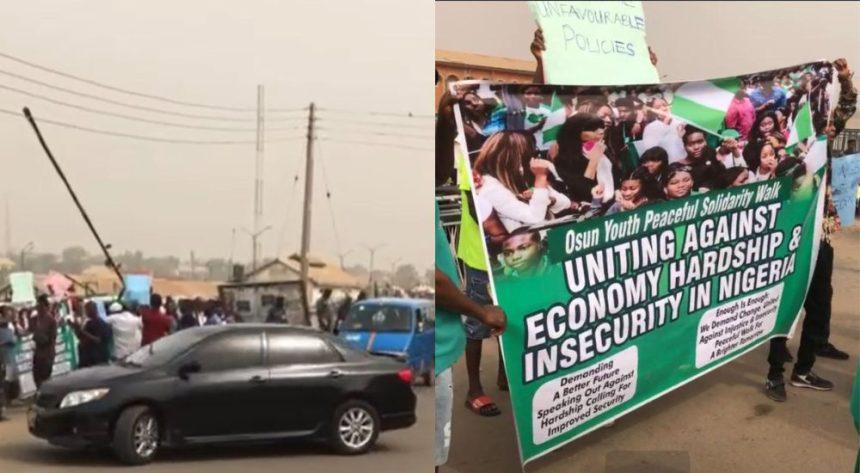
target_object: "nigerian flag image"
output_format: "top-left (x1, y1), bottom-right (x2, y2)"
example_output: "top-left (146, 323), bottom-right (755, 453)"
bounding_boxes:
top-left (787, 100), bottom-right (814, 149)
top-left (671, 77), bottom-right (742, 135)
top-left (541, 91), bottom-right (567, 147)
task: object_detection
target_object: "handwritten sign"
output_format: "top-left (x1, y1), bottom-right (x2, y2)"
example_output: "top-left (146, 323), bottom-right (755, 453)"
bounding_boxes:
top-left (10, 271), bottom-right (35, 304)
top-left (529, 1), bottom-right (659, 85)
top-left (122, 274), bottom-right (152, 307)
top-left (832, 153), bottom-right (860, 227)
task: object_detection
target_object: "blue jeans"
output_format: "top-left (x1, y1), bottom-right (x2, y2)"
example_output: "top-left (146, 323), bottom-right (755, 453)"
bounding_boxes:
top-left (461, 266), bottom-right (493, 340)
top-left (435, 367), bottom-right (453, 466)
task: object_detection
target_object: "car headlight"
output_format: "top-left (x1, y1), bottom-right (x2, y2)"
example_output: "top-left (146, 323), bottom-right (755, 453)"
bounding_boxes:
top-left (59, 388), bottom-right (110, 408)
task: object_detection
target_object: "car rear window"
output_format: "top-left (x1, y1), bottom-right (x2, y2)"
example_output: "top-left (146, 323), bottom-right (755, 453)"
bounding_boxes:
top-left (342, 303), bottom-right (413, 332)
top-left (192, 332), bottom-right (263, 372)
top-left (266, 332), bottom-right (342, 366)
top-left (326, 335), bottom-right (372, 361)
top-left (123, 329), bottom-right (210, 368)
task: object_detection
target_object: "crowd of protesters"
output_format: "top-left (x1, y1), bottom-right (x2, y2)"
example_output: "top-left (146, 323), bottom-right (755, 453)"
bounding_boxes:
top-left (0, 292), bottom-right (244, 418)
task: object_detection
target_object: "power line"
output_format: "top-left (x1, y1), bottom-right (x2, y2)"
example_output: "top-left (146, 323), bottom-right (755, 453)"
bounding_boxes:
top-left (0, 50), bottom-right (307, 113)
top-left (316, 126), bottom-right (431, 141)
top-left (0, 68), bottom-right (256, 122)
top-left (0, 83), bottom-right (258, 132)
top-left (0, 107), bottom-right (305, 145)
top-left (316, 116), bottom-right (429, 130)
top-left (275, 162), bottom-right (302, 255)
top-left (317, 137), bottom-right (432, 152)
top-left (317, 106), bottom-right (433, 119)
top-left (0, 83), bottom-right (309, 131)
top-left (315, 137), bottom-right (342, 259)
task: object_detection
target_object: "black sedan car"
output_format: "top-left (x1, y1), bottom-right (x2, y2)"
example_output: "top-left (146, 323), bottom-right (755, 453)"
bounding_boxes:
top-left (28, 324), bottom-right (416, 464)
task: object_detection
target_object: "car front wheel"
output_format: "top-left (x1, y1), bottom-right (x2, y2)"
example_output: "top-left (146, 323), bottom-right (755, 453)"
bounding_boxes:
top-left (329, 400), bottom-right (380, 455)
top-left (112, 405), bottom-right (159, 465)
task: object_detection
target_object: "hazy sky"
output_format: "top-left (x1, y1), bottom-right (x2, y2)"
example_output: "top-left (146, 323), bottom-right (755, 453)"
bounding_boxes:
top-left (1, 0), bottom-right (433, 271)
top-left (437, 1), bottom-right (859, 126)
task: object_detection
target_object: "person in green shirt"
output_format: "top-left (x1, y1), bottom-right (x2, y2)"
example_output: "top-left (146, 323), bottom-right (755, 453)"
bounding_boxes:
top-left (434, 202), bottom-right (506, 470)
top-left (436, 69), bottom-right (507, 469)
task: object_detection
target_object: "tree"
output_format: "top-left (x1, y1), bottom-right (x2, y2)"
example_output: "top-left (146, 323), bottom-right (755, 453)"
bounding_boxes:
top-left (25, 253), bottom-right (58, 274)
top-left (61, 246), bottom-right (88, 273)
top-left (204, 258), bottom-right (230, 281)
top-left (345, 264), bottom-right (369, 280)
top-left (424, 268), bottom-right (435, 286)
top-left (392, 264), bottom-right (420, 289)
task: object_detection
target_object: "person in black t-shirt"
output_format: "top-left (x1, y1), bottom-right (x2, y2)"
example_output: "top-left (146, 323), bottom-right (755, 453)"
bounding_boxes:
top-left (73, 301), bottom-right (111, 368)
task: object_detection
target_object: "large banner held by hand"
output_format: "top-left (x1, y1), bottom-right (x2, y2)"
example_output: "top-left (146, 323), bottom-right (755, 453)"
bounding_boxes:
top-left (529, 1), bottom-right (659, 85)
top-left (451, 61), bottom-right (833, 465)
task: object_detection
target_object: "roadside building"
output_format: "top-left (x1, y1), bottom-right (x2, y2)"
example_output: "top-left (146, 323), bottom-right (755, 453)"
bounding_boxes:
top-left (218, 254), bottom-right (363, 324)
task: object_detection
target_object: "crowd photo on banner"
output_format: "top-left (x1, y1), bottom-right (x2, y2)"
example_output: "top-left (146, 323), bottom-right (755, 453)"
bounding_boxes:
top-left (454, 62), bottom-right (837, 279)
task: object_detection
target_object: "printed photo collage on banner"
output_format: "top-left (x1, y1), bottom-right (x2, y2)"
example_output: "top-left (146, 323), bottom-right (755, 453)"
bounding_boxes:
top-left (450, 62), bottom-right (837, 463)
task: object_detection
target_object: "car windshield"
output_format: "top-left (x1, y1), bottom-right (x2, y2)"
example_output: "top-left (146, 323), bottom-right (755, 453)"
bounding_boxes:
top-left (121, 329), bottom-right (210, 368)
top-left (343, 303), bottom-right (413, 332)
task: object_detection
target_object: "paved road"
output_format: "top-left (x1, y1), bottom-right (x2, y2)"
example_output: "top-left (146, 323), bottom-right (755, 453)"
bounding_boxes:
top-left (443, 225), bottom-right (860, 473)
top-left (0, 385), bottom-right (432, 472)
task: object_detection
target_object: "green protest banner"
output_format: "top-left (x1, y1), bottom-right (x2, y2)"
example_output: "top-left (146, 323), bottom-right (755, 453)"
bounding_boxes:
top-left (15, 324), bottom-right (78, 397)
top-left (451, 61), bottom-right (833, 464)
top-left (529, 1), bottom-right (659, 85)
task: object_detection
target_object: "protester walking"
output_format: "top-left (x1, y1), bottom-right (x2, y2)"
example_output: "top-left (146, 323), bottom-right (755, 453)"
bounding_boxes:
top-left (141, 293), bottom-right (172, 345)
top-left (106, 302), bottom-right (142, 361)
top-left (0, 308), bottom-right (17, 421)
top-left (72, 301), bottom-right (111, 368)
top-left (765, 58), bottom-right (856, 402)
top-left (315, 289), bottom-right (334, 332)
top-left (30, 295), bottom-right (58, 388)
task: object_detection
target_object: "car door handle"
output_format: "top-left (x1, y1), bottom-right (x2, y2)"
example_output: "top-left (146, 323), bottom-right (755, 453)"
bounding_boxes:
top-left (249, 375), bottom-right (267, 384)
top-left (327, 370), bottom-right (343, 378)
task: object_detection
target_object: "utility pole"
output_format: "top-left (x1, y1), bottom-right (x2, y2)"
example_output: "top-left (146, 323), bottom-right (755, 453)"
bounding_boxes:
top-left (20, 241), bottom-right (33, 271)
top-left (337, 250), bottom-right (352, 270)
top-left (242, 226), bottom-right (272, 272)
top-left (253, 85), bottom-right (265, 274)
top-left (229, 227), bottom-right (236, 275)
top-left (3, 196), bottom-right (10, 258)
top-left (190, 250), bottom-right (195, 279)
top-left (300, 102), bottom-right (315, 325)
top-left (364, 243), bottom-right (385, 296)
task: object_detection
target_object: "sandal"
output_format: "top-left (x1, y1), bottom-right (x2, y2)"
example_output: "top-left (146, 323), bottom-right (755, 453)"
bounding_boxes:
top-left (465, 395), bottom-right (501, 417)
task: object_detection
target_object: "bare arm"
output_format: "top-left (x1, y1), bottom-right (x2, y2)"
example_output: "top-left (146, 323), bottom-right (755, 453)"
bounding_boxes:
top-left (832, 58), bottom-right (857, 137)
top-left (531, 28), bottom-right (545, 85)
top-left (435, 269), bottom-right (505, 333)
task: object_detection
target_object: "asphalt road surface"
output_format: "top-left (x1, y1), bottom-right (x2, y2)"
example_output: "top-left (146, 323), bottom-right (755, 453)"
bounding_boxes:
top-left (443, 224), bottom-right (860, 473)
top-left (0, 385), bottom-right (432, 472)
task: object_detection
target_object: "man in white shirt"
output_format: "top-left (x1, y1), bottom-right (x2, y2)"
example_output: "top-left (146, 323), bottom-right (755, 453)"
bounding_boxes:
top-left (106, 302), bottom-right (142, 361)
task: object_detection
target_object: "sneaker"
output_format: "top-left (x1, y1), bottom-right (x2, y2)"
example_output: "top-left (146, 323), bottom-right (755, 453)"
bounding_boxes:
top-left (816, 343), bottom-right (849, 360)
top-left (765, 378), bottom-right (787, 402)
top-left (790, 371), bottom-right (834, 391)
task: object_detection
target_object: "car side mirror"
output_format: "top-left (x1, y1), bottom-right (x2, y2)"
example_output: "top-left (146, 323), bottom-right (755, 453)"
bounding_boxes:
top-left (178, 361), bottom-right (201, 380)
